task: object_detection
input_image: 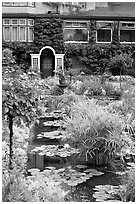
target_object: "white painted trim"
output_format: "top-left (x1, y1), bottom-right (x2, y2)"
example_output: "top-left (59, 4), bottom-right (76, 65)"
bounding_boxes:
top-left (39, 46), bottom-right (56, 56)
top-left (31, 47), bottom-right (65, 77)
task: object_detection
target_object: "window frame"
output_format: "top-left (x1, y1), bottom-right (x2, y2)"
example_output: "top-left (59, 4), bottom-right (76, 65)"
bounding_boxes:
top-left (96, 21), bottom-right (113, 43)
top-left (11, 26), bottom-right (19, 42)
top-left (63, 20), bottom-right (89, 44)
top-left (19, 26), bottom-right (27, 42)
top-left (3, 26), bottom-right (11, 41)
top-left (19, 19), bottom-right (27, 25)
top-left (3, 19), bottom-right (11, 25)
top-left (2, 18), bottom-right (34, 42)
top-left (119, 21), bottom-right (135, 44)
top-left (28, 27), bottom-right (34, 42)
top-left (2, 2), bottom-right (35, 7)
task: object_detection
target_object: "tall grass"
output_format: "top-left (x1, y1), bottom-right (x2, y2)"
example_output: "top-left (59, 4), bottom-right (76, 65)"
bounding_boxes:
top-left (65, 97), bottom-right (133, 164)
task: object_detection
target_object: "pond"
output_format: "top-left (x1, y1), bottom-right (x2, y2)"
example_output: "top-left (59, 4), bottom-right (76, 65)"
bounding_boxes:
top-left (27, 110), bottom-right (125, 202)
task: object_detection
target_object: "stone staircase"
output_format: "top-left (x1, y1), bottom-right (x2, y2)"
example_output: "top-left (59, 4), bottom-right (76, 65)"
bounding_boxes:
top-left (27, 108), bottom-right (78, 170)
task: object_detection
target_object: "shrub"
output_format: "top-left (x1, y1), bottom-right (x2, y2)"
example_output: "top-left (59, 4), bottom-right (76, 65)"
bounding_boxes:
top-left (64, 97), bottom-right (129, 165)
top-left (108, 53), bottom-right (134, 76)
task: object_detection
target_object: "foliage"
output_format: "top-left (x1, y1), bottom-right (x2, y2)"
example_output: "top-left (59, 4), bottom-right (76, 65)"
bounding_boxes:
top-left (5, 172), bottom-right (68, 202)
top-left (2, 41), bottom-right (32, 71)
top-left (45, 90), bottom-right (79, 114)
top-left (119, 164), bottom-right (135, 202)
top-left (2, 49), bottom-right (53, 168)
top-left (107, 80), bottom-right (135, 118)
top-left (108, 52), bottom-right (134, 76)
top-left (69, 74), bottom-right (122, 98)
top-left (64, 43), bottom-right (135, 76)
top-left (34, 17), bottom-right (64, 53)
top-left (64, 97), bottom-right (133, 165)
top-left (2, 121), bottom-right (68, 202)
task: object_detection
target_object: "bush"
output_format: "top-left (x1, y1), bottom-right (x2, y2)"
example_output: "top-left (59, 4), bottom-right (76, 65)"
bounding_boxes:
top-left (108, 53), bottom-right (134, 76)
top-left (64, 97), bottom-right (130, 165)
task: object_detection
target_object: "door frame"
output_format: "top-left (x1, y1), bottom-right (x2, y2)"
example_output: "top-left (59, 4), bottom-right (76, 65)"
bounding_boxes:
top-left (30, 46), bottom-right (65, 77)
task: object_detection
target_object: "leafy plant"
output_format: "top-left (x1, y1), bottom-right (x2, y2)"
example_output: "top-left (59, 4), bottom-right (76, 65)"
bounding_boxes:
top-left (2, 49), bottom-right (50, 168)
top-left (64, 97), bottom-right (132, 165)
top-left (108, 53), bottom-right (134, 89)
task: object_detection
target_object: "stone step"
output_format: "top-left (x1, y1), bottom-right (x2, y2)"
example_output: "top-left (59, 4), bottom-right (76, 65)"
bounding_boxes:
top-left (28, 144), bottom-right (79, 170)
top-left (37, 130), bottom-right (66, 140)
top-left (43, 120), bottom-right (66, 128)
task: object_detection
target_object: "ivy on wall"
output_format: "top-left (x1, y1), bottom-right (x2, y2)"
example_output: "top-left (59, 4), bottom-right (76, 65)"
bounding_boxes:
top-left (2, 18), bottom-right (135, 76)
top-left (33, 17), bottom-right (64, 54)
top-left (89, 20), bottom-right (96, 44)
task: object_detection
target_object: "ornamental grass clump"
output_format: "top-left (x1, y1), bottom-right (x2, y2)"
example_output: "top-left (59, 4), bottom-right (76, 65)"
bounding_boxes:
top-left (65, 98), bottom-right (131, 165)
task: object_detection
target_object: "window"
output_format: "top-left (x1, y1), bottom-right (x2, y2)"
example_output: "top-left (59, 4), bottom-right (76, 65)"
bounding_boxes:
top-left (3, 18), bottom-right (34, 42)
top-left (11, 27), bottom-right (18, 41)
top-left (96, 21), bottom-right (113, 43)
top-left (3, 27), bottom-right (10, 41)
top-left (120, 22), bottom-right (135, 43)
top-left (19, 27), bottom-right (26, 41)
top-left (2, 2), bottom-right (35, 7)
top-left (19, 19), bottom-right (26, 25)
top-left (11, 19), bottom-right (18, 25)
top-left (3, 19), bottom-right (10, 25)
top-left (28, 27), bottom-right (34, 42)
top-left (33, 58), bottom-right (38, 67)
top-left (64, 21), bottom-right (89, 43)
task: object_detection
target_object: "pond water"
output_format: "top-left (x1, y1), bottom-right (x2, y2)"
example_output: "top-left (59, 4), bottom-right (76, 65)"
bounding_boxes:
top-left (27, 112), bottom-right (123, 202)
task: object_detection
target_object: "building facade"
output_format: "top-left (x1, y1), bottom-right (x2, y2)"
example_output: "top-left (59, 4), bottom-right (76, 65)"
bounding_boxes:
top-left (2, 2), bottom-right (135, 78)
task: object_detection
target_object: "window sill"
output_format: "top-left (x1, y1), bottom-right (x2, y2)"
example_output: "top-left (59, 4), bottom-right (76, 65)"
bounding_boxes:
top-left (96, 41), bottom-right (111, 43)
top-left (120, 42), bottom-right (135, 44)
top-left (64, 41), bottom-right (89, 44)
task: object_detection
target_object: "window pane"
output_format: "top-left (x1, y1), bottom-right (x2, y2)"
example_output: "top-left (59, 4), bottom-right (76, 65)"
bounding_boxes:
top-left (2, 2), bottom-right (12, 6)
top-left (33, 58), bottom-right (38, 67)
top-left (3, 27), bottom-right (10, 41)
top-left (12, 2), bottom-right (27, 6)
top-left (3, 19), bottom-right (10, 25)
top-left (120, 30), bottom-right (135, 42)
top-left (97, 29), bottom-right (111, 42)
top-left (19, 19), bottom-right (26, 25)
top-left (28, 27), bottom-right (34, 41)
top-left (11, 27), bottom-right (18, 41)
top-left (97, 22), bottom-right (112, 29)
top-left (28, 19), bottom-right (34, 26)
top-left (11, 19), bottom-right (18, 25)
top-left (19, 27), bottom-right (26, 41)
top-left (65, 22), bottom-right (72, 27)
top-left (28, 2), bottom-right (35, 7)
top-left (64, 29), bottom-right (88, 42)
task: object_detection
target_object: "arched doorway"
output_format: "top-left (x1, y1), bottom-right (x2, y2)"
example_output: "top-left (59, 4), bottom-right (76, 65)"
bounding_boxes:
top-left (30, 46), bottom-right (65, 78)
top-left (40, 48), bottom-right (55, 78)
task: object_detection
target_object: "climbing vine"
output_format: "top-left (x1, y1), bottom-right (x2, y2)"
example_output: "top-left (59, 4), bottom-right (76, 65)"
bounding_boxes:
top-left (34, 17), bottom-right (64, 54)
